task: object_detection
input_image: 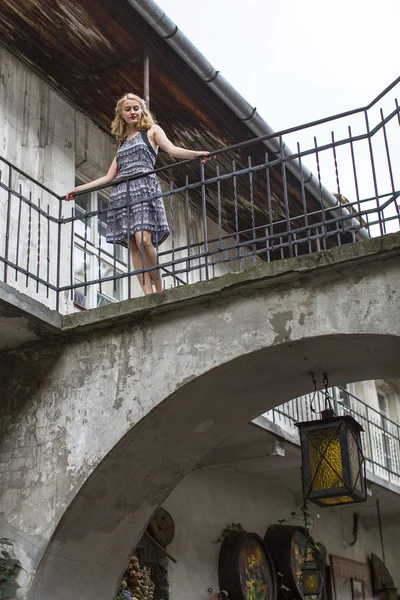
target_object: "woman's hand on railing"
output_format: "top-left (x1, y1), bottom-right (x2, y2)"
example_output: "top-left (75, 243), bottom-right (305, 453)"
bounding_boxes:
top-left (65, 185), bottom-right (86, 201)
top-left (197, 151), bottom-right (215, 164)
top-left (65, 188), bottom-right (79, 201)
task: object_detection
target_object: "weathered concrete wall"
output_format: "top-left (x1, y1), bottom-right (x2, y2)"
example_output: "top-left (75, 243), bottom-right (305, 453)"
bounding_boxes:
top-left (163, 468), bottom-right (400, 599)
top-left (0, 235), bottom-right (399, 599)
top-left (0, 48), bottom-right (116, 313)
top-left (0, 48), bottom-right (75, 311)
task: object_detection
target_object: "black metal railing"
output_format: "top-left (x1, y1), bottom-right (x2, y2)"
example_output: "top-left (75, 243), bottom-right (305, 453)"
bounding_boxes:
top-left (1, 77), bottom-right (400, 311)
top-left (262, 386), bottom-right (400, 486)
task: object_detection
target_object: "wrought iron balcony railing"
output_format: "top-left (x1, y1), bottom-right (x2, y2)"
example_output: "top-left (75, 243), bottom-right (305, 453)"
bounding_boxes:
top-left (0, 77), bottom-right (400, 311)
top-left (262, 386), bottom-right (400, 487)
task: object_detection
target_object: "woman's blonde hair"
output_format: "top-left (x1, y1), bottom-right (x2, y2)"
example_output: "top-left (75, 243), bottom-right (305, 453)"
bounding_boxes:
top-left (111, 93), bottom-right (156, 143)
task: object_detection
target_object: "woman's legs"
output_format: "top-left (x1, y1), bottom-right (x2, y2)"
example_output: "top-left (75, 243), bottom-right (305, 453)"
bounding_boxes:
top-left (129, 230), bottom-right (162, 294)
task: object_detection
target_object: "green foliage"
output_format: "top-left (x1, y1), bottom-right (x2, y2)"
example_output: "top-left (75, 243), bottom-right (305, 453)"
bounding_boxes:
top-left (267, 503), bottom-right (320, 536)
top-left (0, 538), bottom-right (21, 599)
top-left (213, 522), bottom-right (245, 544)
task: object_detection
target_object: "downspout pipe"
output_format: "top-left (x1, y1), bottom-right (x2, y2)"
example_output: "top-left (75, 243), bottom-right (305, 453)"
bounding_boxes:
top-left (127, 0), bottom-right (368, 239)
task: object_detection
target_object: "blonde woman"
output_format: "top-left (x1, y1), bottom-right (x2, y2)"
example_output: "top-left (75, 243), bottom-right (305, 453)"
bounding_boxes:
top-left (66, 93), bottom-right (210, 295)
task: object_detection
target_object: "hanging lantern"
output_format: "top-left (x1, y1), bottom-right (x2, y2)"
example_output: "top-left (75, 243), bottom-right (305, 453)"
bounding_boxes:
top-left (296, 374), bottom-right (367, 507)
top-left (301, 558), bottom-right (323, 598)
top-left (378, 584), bottom-right (398, 600)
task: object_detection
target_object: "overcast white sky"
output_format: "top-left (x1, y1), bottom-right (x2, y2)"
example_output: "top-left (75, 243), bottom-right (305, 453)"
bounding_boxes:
top-left (157, 0), bottom-right (399, 131)
top-left (156, 0), bottom-right (400, 230)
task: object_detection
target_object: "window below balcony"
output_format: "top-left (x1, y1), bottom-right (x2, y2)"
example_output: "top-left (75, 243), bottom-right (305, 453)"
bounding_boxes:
top-left (73, 178), bottom-right (128, 309)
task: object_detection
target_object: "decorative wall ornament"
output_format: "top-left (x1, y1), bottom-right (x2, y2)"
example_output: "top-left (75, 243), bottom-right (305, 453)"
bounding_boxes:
top-left (147, 507), bottom-right (175, 547)
top-left (370, 554), bottom-right (396, 596)
top-left (264, 525), bottom-right (324, 600)
top-left (218, 531), bottom-right (277, 600)
top-left (329, 555), bottom-right (373, 600)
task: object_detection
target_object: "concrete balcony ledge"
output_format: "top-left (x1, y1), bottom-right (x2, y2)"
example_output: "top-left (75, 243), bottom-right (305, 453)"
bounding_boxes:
top-left (1, 230), bottom-right (400, 349)
top-left (0, 280), bottom-right (62, 351)
top-left (61, 230), bottom-right (400, 334)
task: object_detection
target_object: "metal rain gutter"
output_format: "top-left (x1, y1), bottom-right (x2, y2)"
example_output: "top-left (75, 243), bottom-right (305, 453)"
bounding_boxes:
top-left (126, 0), bottom-right (368, 239)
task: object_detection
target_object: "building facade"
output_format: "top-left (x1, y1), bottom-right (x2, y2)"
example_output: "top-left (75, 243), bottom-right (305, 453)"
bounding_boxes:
top-left (0, 1), bottom-right (400, 600)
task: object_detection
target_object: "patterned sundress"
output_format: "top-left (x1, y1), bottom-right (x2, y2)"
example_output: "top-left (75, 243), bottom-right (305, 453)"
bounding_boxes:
top-left (106, 131), bottom-right (170, 248)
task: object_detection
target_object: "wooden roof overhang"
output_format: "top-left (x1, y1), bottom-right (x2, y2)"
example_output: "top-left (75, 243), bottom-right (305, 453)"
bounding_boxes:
top-left (0, 0), bottom-right (337, 253)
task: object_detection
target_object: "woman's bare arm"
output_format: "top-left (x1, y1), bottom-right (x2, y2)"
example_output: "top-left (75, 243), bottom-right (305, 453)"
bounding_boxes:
top-left (65, 157), bottom-right (118, 200)
top-left (152, 125), bottom-right (210, 162)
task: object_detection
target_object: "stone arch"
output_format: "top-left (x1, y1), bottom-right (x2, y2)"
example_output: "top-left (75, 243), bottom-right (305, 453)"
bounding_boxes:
top-left (28, 330), bottom-right (400, 600)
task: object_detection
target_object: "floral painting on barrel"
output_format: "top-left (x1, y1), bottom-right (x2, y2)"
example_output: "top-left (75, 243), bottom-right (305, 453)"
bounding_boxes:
top-left (291, 529), bottom-right (317, 593)
top-left (239, 537), bottom-right (274, 600)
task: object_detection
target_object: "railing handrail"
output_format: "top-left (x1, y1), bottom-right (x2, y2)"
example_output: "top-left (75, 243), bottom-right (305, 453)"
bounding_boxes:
top-left (0, 155), bottom-right (63, 200)
top-left (56, 100), bottom-right (400, 207)
top-left (269, 384), bottom-right (400, 433)
top-left (58, 76), bottom-right (400, 200)
top-left (264, 384), bottom-right (400, 481)
top-left (336, 385), bottom-right (400, 431)
top-left (3, 77), bottom-right (399, 203)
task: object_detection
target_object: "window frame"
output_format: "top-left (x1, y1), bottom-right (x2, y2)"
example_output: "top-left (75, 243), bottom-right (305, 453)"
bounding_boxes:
top-left (73, 176), bottom-right (128, 309)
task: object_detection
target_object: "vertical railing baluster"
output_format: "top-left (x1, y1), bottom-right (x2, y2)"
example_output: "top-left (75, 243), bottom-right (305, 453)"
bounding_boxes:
top-left (4, 165), bottom-right (12, 283)
top-left (155, 214), bottom-right (161, 291)
top-left (184, 175), bottom-right (191, 284)
top-left (97, 204), bottom-right (102, 298)
top-left (331, 131), bottom-right (344, 246)
top-left (293, 232), bottom-right (298, 257)
top-left (232, 160), bottom-right (241, 268)
top-left (348, 125), bottom-right (362, 239)
top-left (248, 156), bottom-right (256, 264)
top-left (36, 196), bottom-right (41, 294)
top-left (366, 406), bottom-right (374, 473)
top-left (46, 204), bottom-right (50, 298)
top-left (140, 199), bottom-right (145, 291)
top-left (265, 152), bottom-right (273, 262)
top-left (279, 235), bottom-right (284, 260)
top-left (83, 208), bottom-right (88, 301)
top-left (315, 227), bottom-right (321, 252)
top-left (15, 183), bottom-right (22, 281)
top-left (197, 242), bottom-right (202, 282)
top-left (280, 136), bottom-right (293, 258)
top-left (27, 191), bottom-right (32, 289)
top-left (169, 181), bottom-right (176, 286)
top-left (314, 136), bottom-right (327, 251)
top-left (365, 110), bottom-right (384, 235)
top-left (70, 207), bottom-right (74, 302)
top-left (200, 162), bottom-right (209, 280)
top-left (216, 165), bottom-right (224, 272)
top-left (55, 193), bottom-right (62, 311)
top-left (297, 142), bottom-right (311, 255)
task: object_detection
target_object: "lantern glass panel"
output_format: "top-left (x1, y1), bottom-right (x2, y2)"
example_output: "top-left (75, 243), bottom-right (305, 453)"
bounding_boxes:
top-left (347, 427), bottom-right (363, 492)
top-left (318, 494), bottom-right (354, 506)
top-left (307, 426), bottom-right (344, 491)
top-left (303, 571), bottom-right (318, 593)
